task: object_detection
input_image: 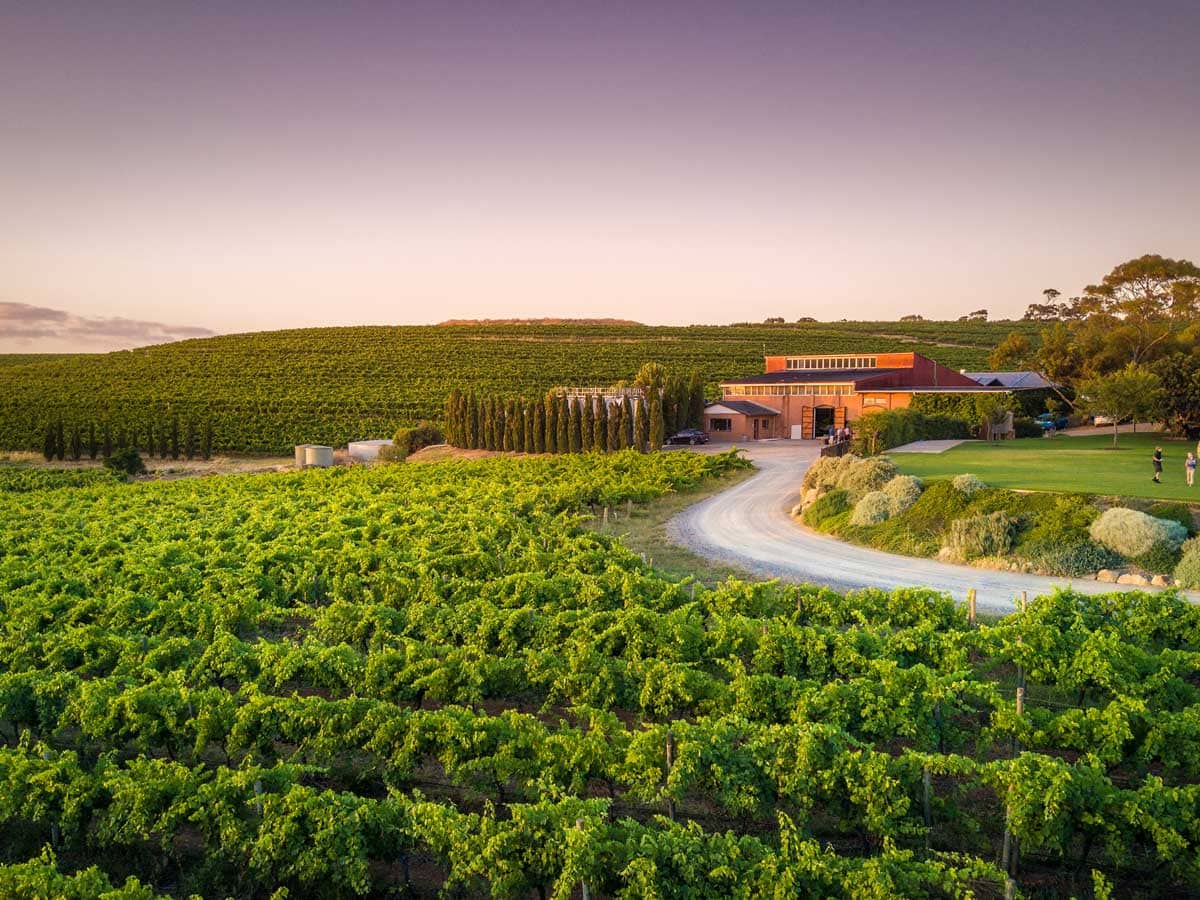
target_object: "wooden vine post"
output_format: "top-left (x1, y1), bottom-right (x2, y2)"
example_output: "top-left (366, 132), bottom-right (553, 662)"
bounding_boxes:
top-left (1002, 686), bottom-right (1024, 879)
top-left (576, 819), bottom-right (590, 900)
top-left (967, 588), bottom-right (976, 627)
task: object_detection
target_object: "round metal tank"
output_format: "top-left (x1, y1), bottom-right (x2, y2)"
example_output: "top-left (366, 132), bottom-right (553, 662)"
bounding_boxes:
top-left (303, 445), bottom-right (334, 468)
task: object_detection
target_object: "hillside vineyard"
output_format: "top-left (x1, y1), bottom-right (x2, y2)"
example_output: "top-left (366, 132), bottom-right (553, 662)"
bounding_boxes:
top-left (1, 452), bottom-right (1197, 897)
top-left (0, 321), bottom-right (1042, 453)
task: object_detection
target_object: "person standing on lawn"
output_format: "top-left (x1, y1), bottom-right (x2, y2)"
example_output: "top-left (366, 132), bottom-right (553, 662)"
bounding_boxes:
top-left (1153, 446), bottom-right (1163, 483)
top-left (1187, 452), bottom-right (1196, 487)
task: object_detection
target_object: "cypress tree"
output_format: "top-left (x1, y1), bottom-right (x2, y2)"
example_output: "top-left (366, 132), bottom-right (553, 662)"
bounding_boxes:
top-left (481, 397), bottom-right (493, 450)
top-left (495, 398), bottom-right (507, 451)
top-left (169, 415), bottom-right (180, 460)
top-left (201, 421), bottom-right (214, 460)
top-left (573, 400), bottom-right (588, 453)
top-left (687, 371), bottom-right (706, 427)
top-left (635, 398), bottom-right (649, 452)
top-left (503, 399), bottom-right (515, 451)
top-left (102, 423), bottom-right (113, 458)
top-left (69, 425), bottom-right (83, 461)
top-left (522, 403), bottom-right (533, 454)
top-left (467, 392), bottom-right (479, 449)
top-left (185, 420), bottom-right (197, 460)
top-left (605, 401), bottom-right (619, 451)
top-left (489, 396), bottom-right (501, 451)
top-left (145, 423), bottom-right (154, 457)
top-left (533, 402), bottom-right (546, 453)
top-left (649, 392), bottom-right (665, 452)
top-left (594, 398), bottom-right (608, 452)
top-left (87, 422), bottom-right (98, 460)
top-left (55, 419), bottom-right (65, 460)
top-left (622, 396), bottom-right (635, 449)
top-left (42, 421), bottom-right (56, 461)
top-left (556, 396), bottom-right (569, 454)
top-left (115, 426), bottom-right (127, 452)
top-left (580, 399), bottom-right (594, 451)
top-left (157, 420), bottom-right (168, 459)
top-left (443, 390), bottom-right (460, 447)
top-left (544, 395), bottom-right (557, 453)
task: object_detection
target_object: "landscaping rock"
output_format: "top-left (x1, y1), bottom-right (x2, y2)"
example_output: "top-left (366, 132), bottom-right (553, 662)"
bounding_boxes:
top-left (802, 488), bottom-right (821, 508)
top-left (1116, 573), bottom-right (1150, 586)
top-left (1150, 574), bottom-right (1171, 587)
top-left (1095, 569), bottom-right (1120, 583)
top-left (791, 504), bottom-right (804, 517)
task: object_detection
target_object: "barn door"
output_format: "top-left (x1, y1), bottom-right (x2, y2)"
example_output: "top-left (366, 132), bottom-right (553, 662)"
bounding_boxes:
top-left (800, 406), bottom-right (813, 439)
top-left (834, 407), bottom-right (847, 430)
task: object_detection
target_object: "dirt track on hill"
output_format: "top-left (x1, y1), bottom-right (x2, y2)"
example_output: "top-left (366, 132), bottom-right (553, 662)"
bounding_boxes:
top-left (668, 442), bottom-right (1197, 614)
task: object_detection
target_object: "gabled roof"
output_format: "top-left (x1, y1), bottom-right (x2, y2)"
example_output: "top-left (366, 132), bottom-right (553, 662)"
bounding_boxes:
top-left (962, 371), bottom-right (1056, 390)
top-left (704, 400), bottom-right (780, 417)
top-left (720, 368), bottom-right (901, 386)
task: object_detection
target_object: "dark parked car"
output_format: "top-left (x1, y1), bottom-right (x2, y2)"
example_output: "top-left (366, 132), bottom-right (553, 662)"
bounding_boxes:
top-left (666, 428), bottom-right (710, 445)
top-left (1036, 412), bottom-right (1069, 432)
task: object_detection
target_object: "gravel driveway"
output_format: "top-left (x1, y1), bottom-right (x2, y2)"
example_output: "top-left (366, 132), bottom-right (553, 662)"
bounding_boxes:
top-left (668, 442), bottom-right (1195, 614)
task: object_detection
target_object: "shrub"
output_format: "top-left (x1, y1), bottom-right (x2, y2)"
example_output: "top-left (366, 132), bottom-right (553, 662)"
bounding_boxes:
top-left (1089, 507), bottom-right (1188, 559)
top-left (803, 488), bottom-right (850, 528)
top-left (836, 456), bottom-right (898, 501)
top-left (1025, 540), bottom-right (1119, 577)
top-left (1146, 501), bottom-right (1196, 536)
top-left (952, 474), bottom-right (987, 496)
top-left (377, 443), bottom-right (409, 463)
top-left (1014, 417), bottom-right (1043, 438)
top-left (801, 454), bottom-right (856, 494)
top-left (882, 474), bottom-right (923, 515)
top-left (851, 490), bottom-right (892, 526)
top-left (1132, 543), bottom-right (1182, 575)
top-left (945, 511), bottom-right (1018, 560)
top-left (103, 447), bottom-right (145, 478)
top-left (1175, 545), bottom-right (1200, 589)
top-left (1015, 493), bottom-right (1099, 554)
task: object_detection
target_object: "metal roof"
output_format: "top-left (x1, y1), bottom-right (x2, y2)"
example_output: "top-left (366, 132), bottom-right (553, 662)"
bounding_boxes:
top-left (962, 371), bottom-right (1057, 389)
top-left (704, 400), bottom-right (780, 416)
top-left (719, 368), bottom-right (902, 386)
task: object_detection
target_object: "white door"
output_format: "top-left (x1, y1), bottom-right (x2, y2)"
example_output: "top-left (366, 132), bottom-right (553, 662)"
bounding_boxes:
top-left (790, 424), bottom-right (805, 440)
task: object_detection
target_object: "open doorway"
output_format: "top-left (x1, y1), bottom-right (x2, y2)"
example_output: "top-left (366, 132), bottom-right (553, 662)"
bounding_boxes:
top-left (814, 405), bottom-right (835, 438)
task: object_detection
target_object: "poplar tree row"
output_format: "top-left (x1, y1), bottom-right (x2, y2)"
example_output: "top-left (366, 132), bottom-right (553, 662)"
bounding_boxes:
top-left (41, 417), bottom-right (214, 462)
top-left (443, 390), bottom-right (657, 453)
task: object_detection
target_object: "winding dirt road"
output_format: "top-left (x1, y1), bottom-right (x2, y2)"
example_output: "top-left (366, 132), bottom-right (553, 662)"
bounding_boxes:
top-left (668, 443), bottom-right (1194, 614)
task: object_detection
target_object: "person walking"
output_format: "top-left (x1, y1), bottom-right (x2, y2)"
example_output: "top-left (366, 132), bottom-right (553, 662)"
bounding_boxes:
top-left (1152, 446), bottom-right (1163, 483)
top-left (1187, 452), bottom-right (1196, 487)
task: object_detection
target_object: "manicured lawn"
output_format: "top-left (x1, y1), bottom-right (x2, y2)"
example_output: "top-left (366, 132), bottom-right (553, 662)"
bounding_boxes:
top-left (890, 433), bottom-right (1200, 502)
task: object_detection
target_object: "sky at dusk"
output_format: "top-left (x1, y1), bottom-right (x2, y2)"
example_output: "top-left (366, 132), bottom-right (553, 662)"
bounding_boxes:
top-left (2, 1), bottom-right (1198, 351)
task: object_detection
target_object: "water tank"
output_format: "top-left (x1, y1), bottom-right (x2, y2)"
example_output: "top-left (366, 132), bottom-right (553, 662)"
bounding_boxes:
top-left (303, 445), bottom-right (334, 468)
top-left (348, 439), bottom-right (393, 461)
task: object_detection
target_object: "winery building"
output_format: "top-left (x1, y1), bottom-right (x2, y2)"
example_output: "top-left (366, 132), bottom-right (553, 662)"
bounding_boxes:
top-left (705, 352), bottom-right (999, 441)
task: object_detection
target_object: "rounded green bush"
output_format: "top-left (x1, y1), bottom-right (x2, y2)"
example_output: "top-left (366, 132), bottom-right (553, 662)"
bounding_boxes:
top-left (803, 488), bottom-right (850, 528)
top-left (850, 490), bottom-right (892, 525)
top-left (1089, 507), bottom-right (1188, 558)
top-left (1175, 548), bottom-right (1200, 589)
top-left (951, 473), bottom-right (986, 496)
top-left (882, 474), bottom-right (923, 516)
top-left (1026, 540), bottom-right (1120, 577)
top-left (945, 511), bottom-right (1018, 560)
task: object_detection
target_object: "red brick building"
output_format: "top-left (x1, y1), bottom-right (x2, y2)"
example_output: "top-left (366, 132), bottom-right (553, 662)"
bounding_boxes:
top-left (705, 352), bottom-right (997, 441)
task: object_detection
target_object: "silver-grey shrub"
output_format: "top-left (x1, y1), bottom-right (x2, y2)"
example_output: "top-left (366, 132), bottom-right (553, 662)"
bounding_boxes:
top-left (882, 474), bottom-right (923, 516)
top-left (1089, 507), bottom-right (1188, 559)
top-left (951, 473), bottom-right (986, 496)
top-left (836, 456), bottom-right (899, 501)
top-left (850, 490), bottom-right (892, 525)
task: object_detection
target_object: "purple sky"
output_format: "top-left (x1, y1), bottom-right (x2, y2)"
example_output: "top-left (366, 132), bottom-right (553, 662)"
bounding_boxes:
top-left (2, 1), bottom-right (1198, 350)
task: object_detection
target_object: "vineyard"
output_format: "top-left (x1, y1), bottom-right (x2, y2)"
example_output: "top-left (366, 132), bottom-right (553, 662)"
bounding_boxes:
top-left (0, 320), bottom-right (1042, 453)
top-left (1, 452), bottom-right (1197, 897)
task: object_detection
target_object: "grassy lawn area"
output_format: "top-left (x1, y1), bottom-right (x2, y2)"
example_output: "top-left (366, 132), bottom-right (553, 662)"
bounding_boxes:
top-left (890, 433), bottom-right (1200, 502)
